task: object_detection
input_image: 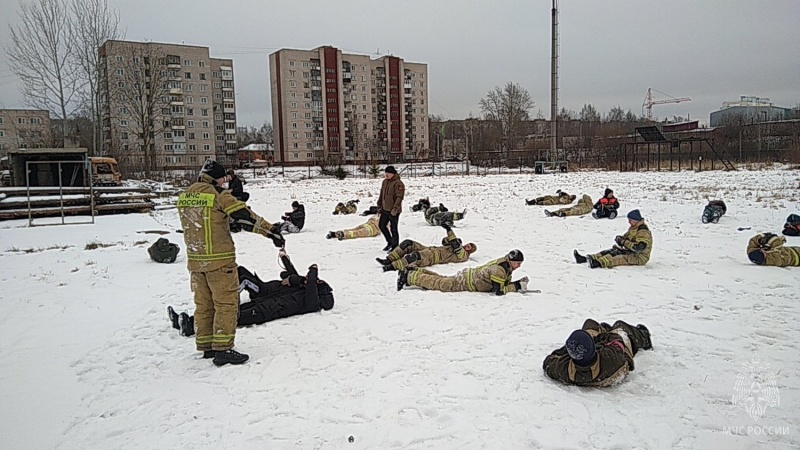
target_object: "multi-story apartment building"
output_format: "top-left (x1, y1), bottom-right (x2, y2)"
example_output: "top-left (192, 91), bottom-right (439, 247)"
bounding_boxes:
top-left (99, 40), bottom-right (237, 172)
top-left (0, 109), bottom-right (51, 155)
top-left (270, 46), bottom-right (429, 165)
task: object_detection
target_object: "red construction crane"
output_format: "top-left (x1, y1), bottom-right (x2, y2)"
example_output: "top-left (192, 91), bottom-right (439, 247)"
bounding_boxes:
top-left (642, 88), bottom-right (691, 121)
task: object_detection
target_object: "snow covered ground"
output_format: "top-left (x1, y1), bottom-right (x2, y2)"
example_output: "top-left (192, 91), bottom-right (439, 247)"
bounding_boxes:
top-left (2, 168), bottom-right (799, 449)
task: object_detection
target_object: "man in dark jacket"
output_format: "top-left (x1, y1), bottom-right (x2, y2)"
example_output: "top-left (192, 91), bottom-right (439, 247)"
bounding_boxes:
top-left (278, 201), bottom-right (305, 233)
top-left (593, 188), bottom-right (619, 219)
top-left (543, 319), bottom-right (652, 387)
top-left (377, 166), bottom-right (405, 251)
top-left (168, 250), bottom-right (334, 336)
top-left (702, 200), bottom-right (727, 224)
top-left (782, 214), bottom-right (800, 237)
top-left (226, 169), bottom-right (249, 202)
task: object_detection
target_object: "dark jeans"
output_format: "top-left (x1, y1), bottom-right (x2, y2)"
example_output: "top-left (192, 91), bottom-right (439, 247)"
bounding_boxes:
top-left (379, 210), bottom-right (400, 247)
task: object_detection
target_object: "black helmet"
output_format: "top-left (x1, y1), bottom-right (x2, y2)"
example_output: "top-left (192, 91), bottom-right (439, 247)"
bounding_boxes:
top-left (148, 238), bottom-right (180, 264)
top-left (201, 159), bottom-right (226, 179)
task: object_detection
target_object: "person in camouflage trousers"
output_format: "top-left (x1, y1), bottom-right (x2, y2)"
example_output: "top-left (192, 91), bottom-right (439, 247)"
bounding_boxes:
top-left (333, 199), bottom-right (359, 215)
top-left (376, 223), bottom-right (476, 271)
top-left (177, 159), bottom-right (285, 367)
top-left (543, 319), bottom-right (652, 387)
top-left (747, 233), bottom-right (800, 266)
top-left (397, 249), bottom-right (529, 295)
top-left (326, 214), bottom-right (382, 240)
top-left (525, 190), bottom-right (576, 206)
top-left (545, 194), bottom-right (593, 217)
top-left (573, 209), bottom-right (653, 268)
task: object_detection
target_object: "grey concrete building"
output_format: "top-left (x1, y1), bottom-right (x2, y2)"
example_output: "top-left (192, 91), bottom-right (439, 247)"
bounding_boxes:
top-left (0, 109), bottom-right (51, 156)
top-left (270, 46), bottom-right (429, 165)
top-left (99, 40), bottom-right (237, 172)
top-left (710, 96), bottom-right (792, 127)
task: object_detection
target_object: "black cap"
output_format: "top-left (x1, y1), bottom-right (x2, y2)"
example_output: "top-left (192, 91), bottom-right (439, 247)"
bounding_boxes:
top-left (385, 166), bottom-right (397, 175)
top-left (201, 159), bottom-right (226, 179)
top-left (291, 201), bottom-right (300, 208)
top-left (508, 249), bottom-right (524, 262)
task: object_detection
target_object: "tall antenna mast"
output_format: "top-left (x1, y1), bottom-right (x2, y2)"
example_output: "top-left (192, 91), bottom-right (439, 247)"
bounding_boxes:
top-left (550, 0), bottom-right (559, 161)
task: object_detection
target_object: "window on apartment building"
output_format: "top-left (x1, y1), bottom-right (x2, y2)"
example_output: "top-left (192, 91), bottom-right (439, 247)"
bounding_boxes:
top-left (200, 73), bottom-right (206, 80)
top-left (187, 120), bottom-right (194, 127)
top-left (202, 121), bottom-right (209, 127)
top-left (362, 105), bottom-right (367, 111)
top-left (186, 84), bottom-right (193, 91)
top-left (420, 99), bottom-right (424, 105)
top-left (305, 123), bottom-right (312, 128)
top-left (292, 132), bottom-right (298, 138)
top-left (188, 144), bottom-right (196, 151)
top-left (216, 136), bottom-right (224, 141)
top-left (186, 97), bottom-right (193, 104)
top-left (290, 81), bottom-right (296, 88)
top-left (224, 102), bottom-right (234, 109)
top-left (292, 122), bottom-right (297, 129)
top-left (421, 134), bottom-right (425, 139)
top-left (200, 97), bottom-right (208, 104)
top-left (120, 132), bottom-right (129, 140)
top-left (164, 144), bottom-right (173, 152)
top-left (0, 117), bottom-right (3, 125)
top-left (199, 85), bottom-right (207, 92)
top-left (289, 60), bottom-right (295, 67)
top-left (215, 114), bottom-right (223, 120)
top-left (117, 81), bottom-right (124, 88)
top-left (293, 152), bottom-right (299, 158)
top-left (202, 132), bottom-right (209, 139)
top-left (198, 61), bottom-right (205, 68)
top-left (184, 59), bottom-right (191, 66)
top-left (30, 118), bottom-right (41, 125)
top-left (304, 102), bottom-right (310, 108)
top-left (304, 113), bottom-right (311, 119)
top-left (289, 70), bottom-right (296, 77)
top-left (114, 55), bottom-right (123, 62)
top-left (118, 107), bottom-right (127, 114)
top-left (293, 143), bottom-right (299, 149)
top-left (215, 125), bottom-right (223, 132)
top-left (163, 132), bottom-right (172, 139)
top-left (290, 102), bottom-right (297, 108)
top-left (213, 82), bottom-right (221, 88)
top-left (292, 112), bottom-right (298, 119)
top-left (303, 72), bottom-right (309, 79)
top-left (184, 72), bottom-right (192, 79)
top-left (188, 132), bottom-right (195, 139)
top-left (203, 144), bottom-right (210, 151)
top-left (305, 132), bottom-right (311, 138)
top-left (187, 108), bottom-right (194, 116)
top-left (214, 93), bottom-right (222, 99)
top-left (116, 68), bottom-right (124, 76)
top-left (201, 109), bottom-right (208, 116)
top-left (212, 71), bottom-right (220, 78)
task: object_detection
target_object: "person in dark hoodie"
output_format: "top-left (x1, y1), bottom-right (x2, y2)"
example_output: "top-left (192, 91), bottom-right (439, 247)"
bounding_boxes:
top-left (278, 201), bottom-right (306, 233)
top-left (168, 249), bottom-right (334, 336)
top-left (782, 214), bottom-right (800, 237)
top-left (592, 188), bottom-right (619, 219)
top-left (226, 169), bottom-right (249, 202)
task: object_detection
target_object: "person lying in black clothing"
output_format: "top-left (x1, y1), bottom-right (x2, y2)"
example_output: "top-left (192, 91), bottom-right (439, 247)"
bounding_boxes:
top-left (167, 250), bottom-right (334, 336)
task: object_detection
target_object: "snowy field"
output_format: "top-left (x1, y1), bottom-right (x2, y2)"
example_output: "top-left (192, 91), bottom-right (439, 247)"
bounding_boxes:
top-left (2, 168), bottom-right (800, 450)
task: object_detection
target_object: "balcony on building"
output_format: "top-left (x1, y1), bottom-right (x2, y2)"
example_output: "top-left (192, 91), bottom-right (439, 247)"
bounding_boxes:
top-left (225, 139), bottom-right (237, 144)
top-left (172, 136), bottom-right (186, 143)
top-left (343, 72), bottom-right (352, 82)
top-left (404, 92), bottom-right (412, 98)
top-left (167, 63), bottom-right (181, 70)
top-left (169, 87), bottom-right (183, 95)
top-left (171, 111), bottom-right (184, 118)
top-left (404, 81), bottom-right (412, 89)
top-left (173, 146), bottom-right (187, 154)
top-left (223, 107), bottom-right (235, 113)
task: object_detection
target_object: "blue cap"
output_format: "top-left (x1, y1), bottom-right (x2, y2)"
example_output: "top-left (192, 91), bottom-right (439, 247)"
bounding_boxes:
top-left (627, 209), bottom-right (643, 221)
top-left (566, 330), bottom-right (596, 367)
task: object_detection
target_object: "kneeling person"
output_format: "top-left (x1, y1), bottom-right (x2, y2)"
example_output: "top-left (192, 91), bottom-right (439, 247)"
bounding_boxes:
top-left (397, 249), bottom-right (529, 295)
top-left (376, 223), bottom-right (476, 271)
top-left (543, 319), bottom-right (652, 387)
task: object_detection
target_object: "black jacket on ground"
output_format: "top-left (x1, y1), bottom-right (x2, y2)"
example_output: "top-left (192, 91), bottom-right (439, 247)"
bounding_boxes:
top-left (283, 205), bottom-right (306, 230)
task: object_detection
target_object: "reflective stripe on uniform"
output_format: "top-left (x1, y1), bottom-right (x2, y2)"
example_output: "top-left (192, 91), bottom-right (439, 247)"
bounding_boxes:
top-left (223, 201), bottom-right (246, 215)
top-left (188, 252), bottom-right (236, 261)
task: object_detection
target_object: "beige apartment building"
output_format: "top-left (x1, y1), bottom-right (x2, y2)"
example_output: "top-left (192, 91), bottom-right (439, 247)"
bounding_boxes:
top-left (99, 40), bottom-right (237, 172)
top-left (0, 109), bottom-right (51, 156)
top-left (270, 46), bottom-right (429, 165)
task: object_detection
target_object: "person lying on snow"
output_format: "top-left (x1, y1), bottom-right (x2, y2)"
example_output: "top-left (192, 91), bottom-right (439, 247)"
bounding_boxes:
top-left (397, 249), bottom-right (530, 295)
top-left (412, 198), bottom-right (467, 226)
top-left (592, 188), bottom-right (619, 219)
top-left (746, 233), bottom-right (800, 267)
top-left (168, 250), bottom-right (334, 337)
top-left (525, 190), bottom-right (575, 206)
top-left (333, 199), bottom-right (359, 215)
top-left (543, 319), bottom-right (652, 387)
top-left (545, 194), bottom-right (593, 217)
top-left (782, 214), bottom-right (800, 237)
top-left (573, 209), bottom-right (652, 268)
top-left (278, 201), bottom-right (305, 233)
top-left (375, 222), bottom-right (477, 271)
top-left (326, 213), bottom-right (382, 240)
top-left (701, 200), bottom-right (727, 224)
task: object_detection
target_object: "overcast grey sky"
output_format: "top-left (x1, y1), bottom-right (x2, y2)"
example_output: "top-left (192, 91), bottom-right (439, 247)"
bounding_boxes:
top-left (1, 0), bottom-right (798, 126)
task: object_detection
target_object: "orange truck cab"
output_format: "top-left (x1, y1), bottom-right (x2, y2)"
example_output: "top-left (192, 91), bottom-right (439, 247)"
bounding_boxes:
top-left (90, 157), bottom-right (122, 186)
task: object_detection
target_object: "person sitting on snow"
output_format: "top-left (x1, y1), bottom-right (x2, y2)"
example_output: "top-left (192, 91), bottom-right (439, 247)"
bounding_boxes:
top-left (333, 199), bottom-right (359, 215)
top-left (375, 222), bottom-right (477, 271)
top-left (397, 249), bottom-right (530, 295)
top-left (701, 200), bottom-right (727, 224)
top-left (593, 188), bottom-right (619, 219)
top-left (326, 213), bottom-right (382, 240)
top-left (573, 209), bottom-right (653, 268)
top-left (545, 194), bottom-right (593, 217)
top-left (542, 319), bottom-right (652, 387)
top-left (278, 201), bottom-right (305, 233)
top-left (526, 190), bottom-right (576, 206)
top-left (746, 233), bottom-right (800, 267)
top-left (167, 250), bottom-right (334, 336)
top-left (782, 214), bottom-right (800, 237)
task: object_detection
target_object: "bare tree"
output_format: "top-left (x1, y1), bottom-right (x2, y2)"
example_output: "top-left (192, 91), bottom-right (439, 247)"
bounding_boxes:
top-left (479, 82), bottom-right (534, 157)
top-left (69, 0), bottom-right (123, 156)
top-left (6, 0), bottom-right (81, 145)
top-left (107, 42), bottom-right (169, 178)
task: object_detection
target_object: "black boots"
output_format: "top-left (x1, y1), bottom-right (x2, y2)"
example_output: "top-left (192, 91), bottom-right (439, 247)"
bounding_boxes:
top-left (212, 349), bottom-right (250, 366)
top-left (573, 250), bottom-right (587, 264)
top-left (636, 324), bottom-right (653, 350)
top-left (544, 210), bottom-right (553, 217)
top-left (203, 351), bottom-right (216, 359)
top-left (167, 306), bottom-right (179, 330)
top-left (178, 313), bottom-right (195, 337)
top-left (375, 257), bottom-right (390, 266)
top-left (587, 255), bottom-right (601, 269)
top-left (397, 270), bottom-right (408, 291)
top-left (326, 231), bottom-right (335, 239)
top-left (336, 231), bottom-right (345, 241)
top-left (382, 244), bottom-right (393, 252)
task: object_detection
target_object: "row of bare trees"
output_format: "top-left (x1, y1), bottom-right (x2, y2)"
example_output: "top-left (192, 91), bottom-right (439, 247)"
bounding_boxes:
top-left (5, 0), bottom-right (123, 152)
